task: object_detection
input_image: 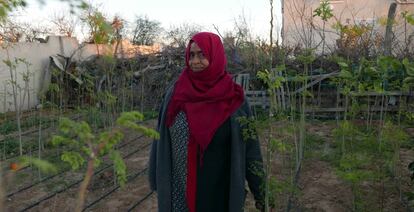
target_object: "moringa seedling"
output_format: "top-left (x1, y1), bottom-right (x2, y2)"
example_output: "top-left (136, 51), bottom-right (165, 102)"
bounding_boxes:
top-left (51, 111), bottom-right (158, 212)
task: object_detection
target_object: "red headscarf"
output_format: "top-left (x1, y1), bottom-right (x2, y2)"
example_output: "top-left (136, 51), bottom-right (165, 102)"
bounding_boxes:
top-left (166, 32), bottom-right (244, 212)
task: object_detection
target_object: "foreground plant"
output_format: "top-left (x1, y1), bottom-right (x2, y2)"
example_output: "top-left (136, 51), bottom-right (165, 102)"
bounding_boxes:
top-left (51, 111), bottom-right (158, 212)
top-left (0, 156), bottom-right (56, 211)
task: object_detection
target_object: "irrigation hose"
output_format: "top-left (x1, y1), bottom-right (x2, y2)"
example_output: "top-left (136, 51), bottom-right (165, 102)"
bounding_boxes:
top-left (7, 135), bottom-right (145, 198)
top-left (82, 168), bottom-right (148, 211)
top-left (126, 191), bottom-right (154, 212)
top-left (17, 140), bottom-right (151, 212)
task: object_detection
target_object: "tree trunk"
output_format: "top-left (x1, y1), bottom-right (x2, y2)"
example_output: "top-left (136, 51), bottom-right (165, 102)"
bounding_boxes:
top-left (75, 159), bottom-right (95, 212)
top-left (384, 3), bottom-right (397, 56)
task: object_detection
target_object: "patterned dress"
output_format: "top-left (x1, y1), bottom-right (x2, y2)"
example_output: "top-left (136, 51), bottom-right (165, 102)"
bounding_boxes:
top-left (169, 111), bottom-right (189, 212)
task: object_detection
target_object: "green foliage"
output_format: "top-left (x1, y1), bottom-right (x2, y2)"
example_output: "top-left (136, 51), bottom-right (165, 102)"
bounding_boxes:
top-left (110, 151), bottom-right (127, 186)
top-left (143, 110), bottom-right (158, 119)
top-left (382, 121), bottom-right (408, 148)
top-left (0, 137), bottom-right (19, 155)
top-left (403, 58), bottom-right (414, 76)
top-left (132, 15), bottom-right (162, 45)
top-left (403, 58), bottom-right (414, 89)
top-left (297, 49), bottom-right (316, 65)
top-left (98, 131), bottom-right (123, 155)
top-left (266, 176), bottom-right (293, 207)
top-left (257, 68), bottom-right (286, 93)
top-left (313, 0), bottom-right (334, 22)
top-left (1, 136), bottom-right (42, 158)
top-left (81, 8), bottom-right (114, 44)
top-left (237, 116), bottom-right (259, 141)
top-left (304, 132), bottom-right (327, 158)
top-left (381, 121), bottom-right (408, 174)
top-left (97, 91), bottom-right (117, 106)
top-left (19, 156), bottom-right (57, 174)
top-left (51, 135), bottom-right (70, 146)
top-left (52, 116), bottom-right (122, 183)
top-left (335, 152), bottom-right (376, 210)
top-left (269, 138), bottom-right (287, 153)
top-left (269, 176), bottom-right (296, 196)
top-left (78, 107), bottom-right (107, 129)
top-left (0, 116), bottom-right (54, 135)
top-left (55, 118), bottom-right (94, 142)
top-left (61, 151), bottom-right (85, 170)
top-left (328, 117), bottom-right (412, 210)
top-left (333, 57), bottom-right (408, 105)
top-left (337, 167), bottom-right (375, 185)
top-left (51, 111), bottom-right (158, 188)
top-left (3, 58), bottom-right (28, 71)
top-left (337, 153), bottom-right (373, 174)
top-left (116, 111), bottom-right (159, 139)
top-left (0, 120), bottom-right (17, 134)
top-left (332, 121), bottom-right (357, 151)
top-left (402, 11), bottom-right (414, 25)
top-left (0, 0), bottom-right (26, 21)
top-left (256, 65), bottom-right (287, 118)
top-left (48, 83), bottom-right (60, 93)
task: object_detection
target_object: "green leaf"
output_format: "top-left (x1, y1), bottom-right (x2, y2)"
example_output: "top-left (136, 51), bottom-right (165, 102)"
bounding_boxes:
top-left (337, 61), bottom-right (349, 68)
top-left (110, 151), bottom-right (127, 186)
top-left (257, 70), bottom-right (271, 87)
top-left (271, 76), bottom-right (285, 89)
top-left (98, 131), bottom-right (124, 155)
top-left (339, 70), bottom-right (352, 79)
top-left (297, 50), bottom-right (316, 64)
top-left (302, 90), bottom-right (313, 98)
top-left (313, 0), bottom-right (333, 21)
top-left (116, 111), bottom-right (159, 139)
top-left (61, 151), bottom-right (85, 170)
top-left (93, 158), bottom-right (102, 167)
top-left (78, 1), bottom-right (89, 10)
top-left (237, 117), bottom-right (258, 141)
top-left (58, 117), bottom-right (75, 134)
top-left (76, 121), bottom-right (94, 142)
top-left (276, 65), bottom-right (286, 72)
top-left (357, 83), bottom-right (366, 92)
top-left (3, 59), bottom-right (12, 67)
top-left (403, 77), bottom-right (414, 86)
top-left (402, 11), bottom-right (414, 25)
top-left (117, 111), bottom-right (144, 124)
top-left (403, 58), bottom-right (414, 76)
top-left (407, 16), bottom-right (414, 25)
top-left (19, 156), bottom-right (57, 174)
top-left (373, 82), bottom-right (384, 93)
top-left (270, 138), bottom-right (286, 152)
top-left (51, 135), bottom-right (67, 146)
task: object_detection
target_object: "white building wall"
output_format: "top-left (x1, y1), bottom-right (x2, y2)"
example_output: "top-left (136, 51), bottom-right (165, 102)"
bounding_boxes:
top-left (0, 36), bottom-right (160, 113)
top-left (282, 0), bottom-right (414, 52)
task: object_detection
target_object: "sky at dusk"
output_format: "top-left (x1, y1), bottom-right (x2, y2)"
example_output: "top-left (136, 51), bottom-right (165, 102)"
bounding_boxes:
top-left (12, 0), bottom-right (282, 42)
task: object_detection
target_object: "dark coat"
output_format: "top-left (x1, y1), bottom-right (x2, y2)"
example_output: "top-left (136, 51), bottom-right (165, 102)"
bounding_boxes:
top-left (148, 86), bottom-right (264, 212)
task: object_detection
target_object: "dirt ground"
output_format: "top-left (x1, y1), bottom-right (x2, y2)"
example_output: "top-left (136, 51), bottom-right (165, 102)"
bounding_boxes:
top-left (296, 122), bottom-right (414, 212)
top-left (2, 119), bottom-right (413, 211)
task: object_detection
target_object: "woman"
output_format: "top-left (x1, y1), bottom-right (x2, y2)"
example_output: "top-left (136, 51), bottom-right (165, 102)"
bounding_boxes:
top-left (149, 32), bottom-right (264, 212)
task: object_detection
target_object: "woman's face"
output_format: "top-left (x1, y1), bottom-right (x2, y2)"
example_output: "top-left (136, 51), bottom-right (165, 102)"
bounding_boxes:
top-left (189, 42), bottom-right (209, 72)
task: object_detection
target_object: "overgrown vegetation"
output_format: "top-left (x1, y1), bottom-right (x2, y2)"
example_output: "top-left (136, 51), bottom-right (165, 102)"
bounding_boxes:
top-left (0, 0), bottom-right (414, 211)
